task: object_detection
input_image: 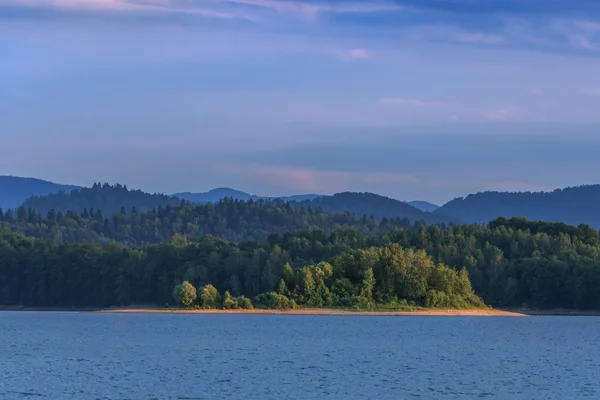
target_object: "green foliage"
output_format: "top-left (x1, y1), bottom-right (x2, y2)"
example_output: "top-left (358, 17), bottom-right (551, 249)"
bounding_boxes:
top-left (23, 183), bottom-right (181, 215)
top-left (4, 214), bottom-right (600, 311)
top-left (276, 279), bottom-right (289, 296)
top-left (331, 278), bottom-right (356, 299)
top-left (436, 187), bottom-right (600, 229)
top-left (173, 281), bottom-right (197, 307)
top-left (253, 292), bottom-right (294, 310)
top-left (294, 192), bottom-right (449, 224)
top-left (200, 284), bottom-right (220, 309)
top-left (237, 296), bottom-right (254, 310)
top-left (282, 263), bottom-right (295, 291)
top-left (1, 194), bottom-right (426, 247)
top-left (223, 291), bottom-right (237, 309)
top-left (358, 268), bottom-right (376, 310)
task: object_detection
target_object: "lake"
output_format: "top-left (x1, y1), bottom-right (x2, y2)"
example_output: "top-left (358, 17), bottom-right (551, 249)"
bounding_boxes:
top-left (1, 312), bottom-right (599, 399)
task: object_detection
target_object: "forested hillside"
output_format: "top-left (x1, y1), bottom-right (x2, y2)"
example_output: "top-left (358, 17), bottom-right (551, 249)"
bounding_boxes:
top-left (23, 183), bottom-right (181, 215)
top-left (18, 184), bottom-right (448, 227)
top-left (295, 192), bottom-right (451, 224)
top-left (436, 185), bottom-right (600, 228)
top-left (0, 198), bottom-right (418, 246)
top-left (2, 217), bottom-right (600, 310)
top-left (0, 176), bottom-right (79, 210)
top-left (174, 188), bottom-right (321, 204)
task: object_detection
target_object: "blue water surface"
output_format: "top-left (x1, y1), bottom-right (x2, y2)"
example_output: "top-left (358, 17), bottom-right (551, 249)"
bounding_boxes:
top-left (1, 312), bottom-right (599, 399)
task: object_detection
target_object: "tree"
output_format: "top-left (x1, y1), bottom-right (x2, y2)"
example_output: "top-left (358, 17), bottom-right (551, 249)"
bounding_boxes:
top-left (359, 268), bottom-right (376, 310)
top-left (201, 284), bottom-right (220, 309)
top-left (282, 263), bottom-right (295, 291)
top-left (276, 279), bottom-right (289, 296)
top-left (332, 278), bottom-right (355, 300)
top-left (237, 296), bottom-right (254, 310)
top-left (223, 290), bottom-right (237, 309)
top-left (300, 267), bottom-right (315, 303)
top-left (173, 281), bottom-right (197, 307)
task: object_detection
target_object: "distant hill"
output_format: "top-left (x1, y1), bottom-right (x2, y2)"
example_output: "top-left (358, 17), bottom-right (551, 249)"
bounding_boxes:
top-left (435, 185), bottom-right (600, 228)
top-left (173, 188), bottom-right (322, 204)
top-left (0, 176), bottom-right (79, 210)
top-left (174, 188), bottom-right (254, 203)
top-left (407, 200), bottom-right (439, 213)
top-left (295, 192), bottom-right (453, 224)
top-left (23, 183), bottom-right (181, 215)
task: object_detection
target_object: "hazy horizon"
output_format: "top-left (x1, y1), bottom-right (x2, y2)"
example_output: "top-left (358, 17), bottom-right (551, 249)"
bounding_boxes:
top-left (3, 0), bottom-right (600, 204)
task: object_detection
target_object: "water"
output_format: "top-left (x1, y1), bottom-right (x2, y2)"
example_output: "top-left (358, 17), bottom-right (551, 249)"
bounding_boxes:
top-left (1, 312), bottom-right (599, 400)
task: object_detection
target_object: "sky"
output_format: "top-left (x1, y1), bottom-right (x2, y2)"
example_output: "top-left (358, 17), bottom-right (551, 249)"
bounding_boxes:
top-left (2, 0), bottom-right (600, 204)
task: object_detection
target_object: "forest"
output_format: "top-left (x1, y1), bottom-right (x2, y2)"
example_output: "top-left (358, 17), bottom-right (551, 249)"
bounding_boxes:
top-left (2, 216), bottom-right (600, 310)
top-left (0, 197), bottom-right (419, 246)
top-left (436, 185), bottom-right (600, 228)
top-left (19, 183), bottom-right (450, 224)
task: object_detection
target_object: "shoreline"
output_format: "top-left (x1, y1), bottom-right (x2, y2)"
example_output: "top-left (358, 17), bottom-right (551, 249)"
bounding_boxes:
top-left (0, 306), bottom-right (523, 316)
top-left (98, 308), bottom-right (528, 316)
top-left (1, 306), bottom-right (599, 316)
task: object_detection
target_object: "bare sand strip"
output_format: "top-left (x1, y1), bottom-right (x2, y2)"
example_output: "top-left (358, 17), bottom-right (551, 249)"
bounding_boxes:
top-left (4, 306), bottom-right (599, 316)
top-left (95, 308), bottom-right (527, 317)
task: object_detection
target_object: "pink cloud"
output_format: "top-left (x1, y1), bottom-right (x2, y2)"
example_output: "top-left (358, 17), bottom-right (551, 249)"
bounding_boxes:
top-left (530, 88), bottom-right (545, 96)
top-left (346, 48), bottom-right (370, 59)
top-left (215, 0), bottom-right (402, 19)
top-left (333, 48), bottom-right (371, 61)
top-left (380, 98), bottom-right (445, 108)
top-left (229, 164), bottom-right (418, 194)
top-left (0, 0), bottom-right (260, 20)
top-left (407, 25), bottom-right (504, 46)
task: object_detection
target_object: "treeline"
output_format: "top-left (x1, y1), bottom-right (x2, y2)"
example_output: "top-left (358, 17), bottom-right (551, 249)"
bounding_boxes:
top-left (436, 185), bottom-right (600, 228)
top-left (292, 192), bottom-right (450, 224)
top-left (2, 217), bottom-right (600, 310)
top-left (22, 183), bottom-right (451, 224)
top-left (0, 228), bottom-right (483, 310)
top-left (23, 183), bottom-right (181, 215)
top-left (172, 247), bottom-right (483, 311)
top-left (0, 198), bottom-right (420, 246)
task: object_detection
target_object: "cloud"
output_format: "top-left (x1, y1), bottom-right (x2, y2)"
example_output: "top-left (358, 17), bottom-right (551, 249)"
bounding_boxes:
top-left (454, 31), bottom-right (505, 45)
top-left (530, 88), bottom-right (545, 95)
top-left (230, 163), bottom-right (418, 193)
top-left (0, 0), bottom-right (261, 21)
top-left (482, 109), bottom-right (520, 122)
top-left (568, 35), bottom-right (597, 50)
top-left (408, 25), bottom-right (505, 46)
top-left (574, 20), bottom-right (600, 32)
top-left (215, 0), bottom-right (402, 19)
top-left (582, 88), bottom-right (600, 96)
top-left (380, 98), bottom-right (445, 108)
top-left (345, 48), bottom-right (370, 59)
top-left (332, 47), bottom-right (371, 61)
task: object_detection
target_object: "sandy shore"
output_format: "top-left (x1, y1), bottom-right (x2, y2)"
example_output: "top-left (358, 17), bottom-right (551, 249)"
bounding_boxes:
top-left (94, 307), bottom-right (527, 317)
top-left (3, 306), bottom-right (599, 316)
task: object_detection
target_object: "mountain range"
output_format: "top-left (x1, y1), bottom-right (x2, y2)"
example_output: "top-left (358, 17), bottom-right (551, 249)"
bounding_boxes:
top-left (435, 186), bottom-right (600, 228)
top-left (3, 175), bottom-right (600, 228)
top-left (173, 188), bottom-right (321, 204)
top-left (0, 176), bottom-right (79, 210)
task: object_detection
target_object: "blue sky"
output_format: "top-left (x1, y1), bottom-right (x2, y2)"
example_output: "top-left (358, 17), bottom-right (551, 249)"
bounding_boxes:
top-left (2, 0), bottom-right (600, 204)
